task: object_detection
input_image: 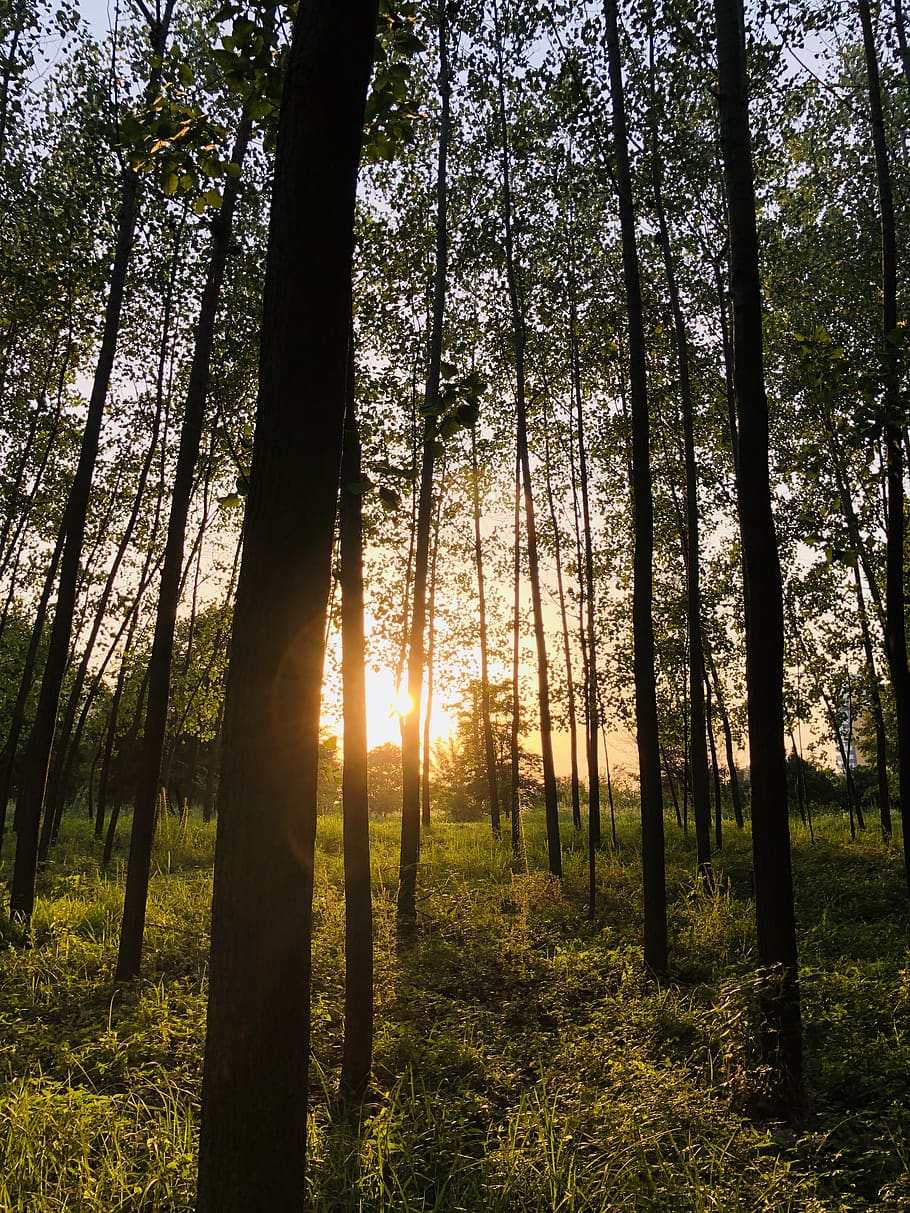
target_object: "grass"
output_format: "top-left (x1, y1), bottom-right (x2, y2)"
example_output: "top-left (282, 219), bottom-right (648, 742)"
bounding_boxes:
top-left (0, 802), bottom-right (908, 1210)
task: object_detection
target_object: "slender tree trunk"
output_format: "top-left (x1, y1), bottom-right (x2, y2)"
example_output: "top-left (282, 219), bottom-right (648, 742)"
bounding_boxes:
top-left (471, 429), bottom-right (500, 836)
top-left (651, 83), bottom-right (712, 879)
top-left (706, 678), bottom-right (723, 849)
top-left (542, 397), bottom-right (581, 833)
top-left (661, 741), bottom-right (683, 829)
top-left (8, 5), bottom-right (176, 922)
top-left (421, 466), bottom-right (445, 829)
top-left (858, 0), bottom-right (910, 900)
top-left (493, 0), bottom-right (561, 876)
top-left (604, 0), bottom-right (666, 970)
top-left (852, 560), bottom-right (891, 837)
top-left (597, 688), bottom-right (618, 849)
top-left (196, 7), bottom-right (377, 1208)
top-left (116, 111), bottom-right (254, 982)
top-left (0, 0), bottom-right (26, 162)
top-left (895, 0), bottom-right (910, 95)
top-left (339, 350), bottom-right (372, 1103)
top-left (95, 604), bottom-right (144, 839)
top-left (510, 446), bottom-right (522, 858)
top-left (706, 647), bottom-right (744, 828)
top-left (715, 0), bottom-right (802, 1102)
top-left (569, 304), bottom-right (601, 850)
top-left (398, 0), bottom-right (451, 921)
top-left (103, 664), bottom-right (152, 868)
top-left (0, 530), bottom-right (64, 842)
top-left (39, 279), bottom-right (175, 861)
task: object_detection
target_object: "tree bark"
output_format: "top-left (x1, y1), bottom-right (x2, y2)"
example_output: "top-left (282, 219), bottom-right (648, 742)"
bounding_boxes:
top-left (398, 0), bottom-right (451, 921)
top-left (116, 111), bottom-right (254, 982)
top-left (339, 351), bottom-right (372, 1103)
top-left (650, 87), bottom-right (712, 879)
top-left (195, 5), bottom-right (378, 1209)
top-left (493, 0), bottom-right (561, 876)
top-left (852, 560), bottom-right (891, 837)
top-left (471, 428), bottom-right (501, 836)
top-left (715, 0), bottom-right (802, 1102)
top-left (858, 0), bottom-right (910, 900)
top-left (8, 4), bottom-right (176, 922)
top-left (542, 395), bottom-right (581, 833)
top-left (604, 0), bottom-right (666, 970)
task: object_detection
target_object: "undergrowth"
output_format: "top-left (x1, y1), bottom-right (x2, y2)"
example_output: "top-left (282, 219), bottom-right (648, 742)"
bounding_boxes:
top-left (0, 803), bottom-right (908, 1210)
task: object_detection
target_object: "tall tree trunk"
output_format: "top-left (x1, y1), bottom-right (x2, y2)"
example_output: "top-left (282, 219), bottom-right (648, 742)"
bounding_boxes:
top-left (95, 601), bottom-right (145, 839)
top-left (103, 662), bottom-right (152, 868)
top-left (0, 529), bottom-right (64, 842)
top-left (471, 428), bottom-right (500, 836)
top-left (706, 677), bottom-right (723, 849)
top-left (398, 0), bottom-right (451, 921)
top-left (421, 466), bottom-right (445, 829)
top-left (493, 0), bottom-right (561, 876)
top-left (38, 242), bottom-right (177, 860)
top-left (542, 396), bottom-right (581, 832)
top-left (895, 0), bottom-right (910, 95)
top-left (852, 560), bottom-right (891, 837)
top-left (0, 0), bottom-right (27, 162)
top-left (706, 647), bottom-right (744, 828)
top-left (715, 0), bottom-right (802, 1102)
top-left (339, 349), bottom-right (372, 1103)
top-left (195, 6), bottom-right (378, 1209)
top-left (650, 73), bottom-right (712, 878)
top-left (569, 302), bottom-right (601, 850)
top-left (116, 110), bottom-right (254, 982)
top-left (858, 0), bottom-right (910, 899)
top-left (604, 0), bottom-right (666, 970)
top-left (8, 4), bottom-right (176, 922)
top-left (510, 445), bottom-right (522, 858)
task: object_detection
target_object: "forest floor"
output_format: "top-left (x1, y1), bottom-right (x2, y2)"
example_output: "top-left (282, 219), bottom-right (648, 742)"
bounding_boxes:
top-left (0, 803), bottom-right (908, 1211)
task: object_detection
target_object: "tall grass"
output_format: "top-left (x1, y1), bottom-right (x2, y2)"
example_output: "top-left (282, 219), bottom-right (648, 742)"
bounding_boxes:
top-left (1, 802), bottom-right (908, 1209)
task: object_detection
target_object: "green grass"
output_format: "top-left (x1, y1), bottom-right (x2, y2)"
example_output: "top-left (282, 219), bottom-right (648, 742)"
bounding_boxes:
top-left (1, 803), bottom-right (908, 1210)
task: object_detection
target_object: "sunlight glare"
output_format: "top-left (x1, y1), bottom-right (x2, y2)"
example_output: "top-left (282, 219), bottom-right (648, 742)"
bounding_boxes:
top-left (393, 688), bottom-right (414, 717)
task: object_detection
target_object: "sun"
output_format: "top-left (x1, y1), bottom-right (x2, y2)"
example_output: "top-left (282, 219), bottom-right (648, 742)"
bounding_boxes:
top-left (392, 688), bottom-right (414, 717)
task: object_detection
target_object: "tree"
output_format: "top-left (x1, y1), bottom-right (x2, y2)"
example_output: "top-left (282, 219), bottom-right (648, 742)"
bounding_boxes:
top-left (399, 0), bottom-right (451, 924)
top-left (9, 0), bottom-right (177, 923)
top-left (604, 0), bottom-right (667, 973)
top-left (195, 3), bottom-right (379, 1208)
top-left (339, 351), bottom-right (372, 1102)
top-left (714, 0), bottom-right (802, 1107)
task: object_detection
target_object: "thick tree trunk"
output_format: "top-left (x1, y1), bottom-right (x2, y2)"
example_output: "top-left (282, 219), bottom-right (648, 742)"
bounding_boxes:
top-left (195, 6), bottom-right (377, 1209)
top-left (715, 0), bottom-right (802, 1103)
top-left (604, 0), bottom-right (666, 971)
